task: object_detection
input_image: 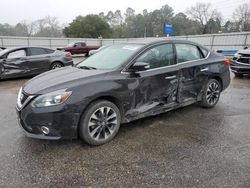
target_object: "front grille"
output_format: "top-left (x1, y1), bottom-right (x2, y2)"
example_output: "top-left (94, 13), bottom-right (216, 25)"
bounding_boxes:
top-left (238, 58), bottom-right (249, 64)
top-left (239, 53), bottom-right (250, 58)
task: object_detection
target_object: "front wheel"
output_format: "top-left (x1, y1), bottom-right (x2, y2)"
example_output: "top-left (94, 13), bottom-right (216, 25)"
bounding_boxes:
top-left (79, 100), bottom-right (121, 146)
top-left (200, 79), bottom-right (221, 108)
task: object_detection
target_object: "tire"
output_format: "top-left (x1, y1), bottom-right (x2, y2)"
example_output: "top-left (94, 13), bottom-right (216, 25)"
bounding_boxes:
top-left (234, 72), bottom-right (243, 77)
top-left (50, 62), bottom-right (63, 70)
top-left (79, 100), bottom-right (121, 146)
top-left (85, 52), bottom-right (89, 57)
top-left (200, 79), bottom-right (221, 108)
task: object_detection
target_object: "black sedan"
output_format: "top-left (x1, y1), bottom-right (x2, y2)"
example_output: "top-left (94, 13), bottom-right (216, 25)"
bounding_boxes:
top-left (16, 40), bottom-right (230, 145)
top-left (0, 47), bottom-right (73, 79)
top-left (231, 47), bottom-right (250, 77)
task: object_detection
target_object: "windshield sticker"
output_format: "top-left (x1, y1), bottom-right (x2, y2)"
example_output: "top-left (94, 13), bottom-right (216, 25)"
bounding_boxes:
top-left (122, 45), bottom-right (140, 51)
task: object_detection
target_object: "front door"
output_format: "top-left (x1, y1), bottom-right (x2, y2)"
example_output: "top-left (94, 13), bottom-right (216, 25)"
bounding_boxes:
top-left (127, 43), bottom-right (179, 116)
top-left (1, 49), bottom-right (29, 78)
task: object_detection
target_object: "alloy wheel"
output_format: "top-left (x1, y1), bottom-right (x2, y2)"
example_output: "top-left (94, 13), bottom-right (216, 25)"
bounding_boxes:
top-left (51, 63), bottom-right (62, 69)
top-left (88, 106), bottom-right (118, 141)
top-left (206, 81), bottom-right (220, 105)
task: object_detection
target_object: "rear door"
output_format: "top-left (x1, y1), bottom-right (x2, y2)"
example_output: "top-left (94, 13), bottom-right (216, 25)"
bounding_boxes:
top-left (1, 48), bottom-right (30, 78)
top-left (26, 47), bottom-right (52, 74)
top-left (174, 43), bottom-right (209, 103)
top-left (128, 43), bottom-right (179, 115)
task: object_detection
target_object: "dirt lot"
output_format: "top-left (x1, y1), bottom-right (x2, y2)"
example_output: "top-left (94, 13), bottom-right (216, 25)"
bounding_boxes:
top-left (0, 73), bottom-right (250, 187)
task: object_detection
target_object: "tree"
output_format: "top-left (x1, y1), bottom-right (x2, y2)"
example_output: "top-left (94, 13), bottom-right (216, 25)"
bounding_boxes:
top-left (233, 3), bottom-right (250, 31)
top-left (63, 15), bottom-right (112, 38)
top-left (34, 16), bottom-right (63, 37)
top-left (172, 13), bottom-right (201, 35)
top-left (149, 5), bottom-right (174, 37)
top-left (186, 2), bottom-right (221, 34)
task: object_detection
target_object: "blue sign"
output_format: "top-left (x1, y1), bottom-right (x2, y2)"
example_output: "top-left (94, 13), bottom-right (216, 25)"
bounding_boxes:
top-left (163, 23), bottom-right (173, 35)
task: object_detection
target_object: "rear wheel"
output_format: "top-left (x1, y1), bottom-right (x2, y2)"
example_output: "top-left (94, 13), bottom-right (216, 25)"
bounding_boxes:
top-left (200, 79), bottom-right (221, 108)
top-left (50, 62), bottom-right (63, 70)
top-left (79, 100), bottom-right (121, 146)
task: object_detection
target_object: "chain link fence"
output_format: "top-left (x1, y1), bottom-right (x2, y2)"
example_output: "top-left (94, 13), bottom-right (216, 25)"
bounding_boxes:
top-left (0, 32), bottom-right (249, 51)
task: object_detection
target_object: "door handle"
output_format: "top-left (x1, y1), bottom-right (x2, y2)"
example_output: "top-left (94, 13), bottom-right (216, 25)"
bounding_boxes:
top-left (200, 68), bottom-right (208, 72)
top-left (165, 75), bottom-right (176, 79)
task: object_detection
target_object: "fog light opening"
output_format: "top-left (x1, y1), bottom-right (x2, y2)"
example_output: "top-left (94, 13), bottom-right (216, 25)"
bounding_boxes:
top-left (41, 126), bottom-right (50, 135)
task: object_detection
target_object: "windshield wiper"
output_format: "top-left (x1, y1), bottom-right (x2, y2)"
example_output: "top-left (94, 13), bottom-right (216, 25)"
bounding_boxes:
top-left (78, 65), bottom-right (97, 70)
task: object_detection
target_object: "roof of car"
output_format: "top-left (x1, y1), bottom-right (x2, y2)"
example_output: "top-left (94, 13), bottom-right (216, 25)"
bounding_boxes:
top-left (124, 38), bottom-right (200, 45)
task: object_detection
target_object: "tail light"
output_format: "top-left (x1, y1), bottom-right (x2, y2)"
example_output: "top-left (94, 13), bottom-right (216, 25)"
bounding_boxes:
top-left (223, 58), bottom-right (231, 68)
top-left (65, 52), bottom-right (72, 57)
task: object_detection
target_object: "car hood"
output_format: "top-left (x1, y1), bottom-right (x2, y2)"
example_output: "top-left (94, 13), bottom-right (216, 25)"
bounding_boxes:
top-left (23, 67), bottom-right (110, 95)
top-left (238, 49), bottom-right (250, 55)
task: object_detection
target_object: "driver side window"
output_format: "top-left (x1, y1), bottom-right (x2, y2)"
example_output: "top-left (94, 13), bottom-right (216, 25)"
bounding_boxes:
top-left (7, 49), bottom-right (26, 59)
top-left (136, 44), bottom-right (175, 69)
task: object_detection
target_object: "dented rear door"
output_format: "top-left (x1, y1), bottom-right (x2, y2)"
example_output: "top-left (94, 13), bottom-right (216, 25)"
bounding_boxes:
top-left (174, 43), bottom-right (208, 102)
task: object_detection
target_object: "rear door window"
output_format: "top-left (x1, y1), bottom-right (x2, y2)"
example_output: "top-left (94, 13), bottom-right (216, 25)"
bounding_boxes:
top-left (29, 48), bottom-right (48, 56)
top-left (200, 47), bottom-right (209, 57)
top-left (175, 43), bottom-right (203, 63)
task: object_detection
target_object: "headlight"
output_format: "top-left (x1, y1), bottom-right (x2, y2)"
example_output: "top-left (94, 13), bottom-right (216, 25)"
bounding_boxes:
top-left (234, 53), bottom-right (241, 58)
top-left (31, 89), bottom-right (72, 108)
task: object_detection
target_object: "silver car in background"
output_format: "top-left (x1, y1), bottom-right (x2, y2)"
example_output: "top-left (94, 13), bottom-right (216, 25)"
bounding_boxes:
top-left (0, 47), bottom-right (73, 80)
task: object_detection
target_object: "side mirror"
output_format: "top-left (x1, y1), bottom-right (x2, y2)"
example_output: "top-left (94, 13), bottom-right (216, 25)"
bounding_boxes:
top-left (129, 62), bottom-right (150, 72)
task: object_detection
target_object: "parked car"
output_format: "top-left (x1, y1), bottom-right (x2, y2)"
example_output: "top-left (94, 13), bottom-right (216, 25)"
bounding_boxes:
top-left (0, 47), bottom-right (6, 51)
top-left (89, 45), bottom-right (108, 56)
top-left (16, 40), bottom-right (230, 145)
top-left (57, 42), bottom-right (100, 56)
top-left (0, 47), bottom-right (73, 80)
top-left (231, 47), bottom-right (250, 77)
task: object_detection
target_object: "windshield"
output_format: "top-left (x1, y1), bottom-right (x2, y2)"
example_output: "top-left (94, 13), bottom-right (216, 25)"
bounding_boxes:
top-left (77, 44), bottom-right (144, 70)
top-left (0, 49), bottom-right (9, 57)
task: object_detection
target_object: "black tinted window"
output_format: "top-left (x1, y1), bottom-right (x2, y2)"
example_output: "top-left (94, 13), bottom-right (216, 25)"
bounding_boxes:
top-left (136, 44), bottom-right (175, 69)
top-left (29, 48), bottom-right (48, 56)
top-left (175, 44), bottom-right (203, 63)
top-left (45, 49), bottom-right (55, 54)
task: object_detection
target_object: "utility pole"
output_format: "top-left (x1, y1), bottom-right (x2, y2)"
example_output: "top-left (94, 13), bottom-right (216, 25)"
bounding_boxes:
top-left (144, 24), bottom-right (147, 38)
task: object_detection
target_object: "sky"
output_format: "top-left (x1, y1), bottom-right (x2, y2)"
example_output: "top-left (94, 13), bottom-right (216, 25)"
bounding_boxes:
top-left (0, 0), bottom-right (249, 25)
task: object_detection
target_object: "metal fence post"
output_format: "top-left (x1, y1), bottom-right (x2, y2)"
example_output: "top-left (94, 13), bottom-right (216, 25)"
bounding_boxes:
top-left (211, 35), bottom-right (215, 50)
top-left (1, 37), bottom-right (3, 47)
top-left (244, 34), bottom-right (248, 48)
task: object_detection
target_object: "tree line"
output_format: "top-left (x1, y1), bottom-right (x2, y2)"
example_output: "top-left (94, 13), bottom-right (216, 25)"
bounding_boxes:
top-left (0, 2), bottom-right (249, 38)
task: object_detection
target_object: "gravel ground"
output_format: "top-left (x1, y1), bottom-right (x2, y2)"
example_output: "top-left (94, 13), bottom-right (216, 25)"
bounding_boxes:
top-left (0, 73), bottom-right (250, 187)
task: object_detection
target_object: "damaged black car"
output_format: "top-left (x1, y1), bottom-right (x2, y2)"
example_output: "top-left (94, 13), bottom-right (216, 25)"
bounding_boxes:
top-left (16, 40), bottom-right (230, 145)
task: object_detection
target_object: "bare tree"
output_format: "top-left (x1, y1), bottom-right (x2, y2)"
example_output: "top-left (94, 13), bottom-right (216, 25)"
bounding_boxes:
top-left (186, 2), bottom-right (221, 33)
top-left (233, 3), bottom-right (250, 31)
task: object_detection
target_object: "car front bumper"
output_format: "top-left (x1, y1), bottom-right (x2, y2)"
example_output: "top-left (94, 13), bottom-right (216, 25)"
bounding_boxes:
top-left (16, 103), bottom-right (81, 140)
top-left (231, 61), bottom-right (250, 74)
